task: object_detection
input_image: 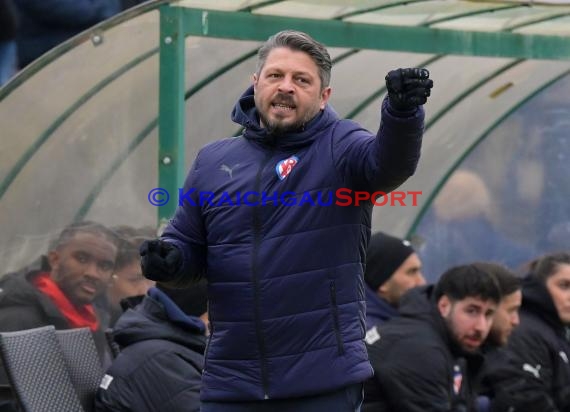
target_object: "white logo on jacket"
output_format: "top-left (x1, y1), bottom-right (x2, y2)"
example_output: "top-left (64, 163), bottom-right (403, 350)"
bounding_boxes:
top-left (220, 164), bottom-right (240, 179)
top-left (365, 326), bottom-right (381, 345)
top-left (522, 363), bottom-right (542, 378)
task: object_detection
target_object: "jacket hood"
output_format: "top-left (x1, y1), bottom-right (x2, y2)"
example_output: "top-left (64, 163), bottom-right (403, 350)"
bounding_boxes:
top-left (398, 284), bottom-right (437, 320)
top-left (0, 256), bottom-right (49, 309)
top-left (365, 285), bottom-right (398, 325)
top-left (521, 274), bottom-right (564, 330)
top-left (113, 294), bottom-right (207, 353)
top-left (230, 85), bottom-right (339, 150)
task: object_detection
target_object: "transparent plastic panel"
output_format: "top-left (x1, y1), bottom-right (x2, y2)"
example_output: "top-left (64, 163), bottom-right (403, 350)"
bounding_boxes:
top-left (343, 0), bottom-right (503, 26)
top-left (328, 50), bottom-right (434, 119)
top-left (414, 74), bottom-right (570, 281)
top-left (514, 15), bottom-right (570, 35)
top-left (431, 5), bottom-right (570, 32)
top-left (0, 10), bottom-right (159, 183)
top-left (370, 59), bottom-right (570, 239)
top-left (0, 9), bottom-right (161, 273)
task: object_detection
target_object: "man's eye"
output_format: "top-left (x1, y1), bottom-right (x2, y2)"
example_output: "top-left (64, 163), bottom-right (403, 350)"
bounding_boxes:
top-left (99, 263), bottom-right (114, 272)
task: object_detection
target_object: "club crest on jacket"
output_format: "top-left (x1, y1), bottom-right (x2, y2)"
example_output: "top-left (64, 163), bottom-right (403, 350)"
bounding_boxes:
top-left (275, 156), bottom-right (299, 180)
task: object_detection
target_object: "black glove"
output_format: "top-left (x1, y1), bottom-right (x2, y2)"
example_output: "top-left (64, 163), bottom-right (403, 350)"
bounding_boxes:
top-left (139, 239), bottom-right (182, 282)
top-left (385, 68), bottom-right (433, 112)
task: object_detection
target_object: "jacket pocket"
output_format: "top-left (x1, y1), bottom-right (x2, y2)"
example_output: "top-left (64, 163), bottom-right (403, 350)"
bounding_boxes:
top-left (329, 280), bottom-right (345, 355)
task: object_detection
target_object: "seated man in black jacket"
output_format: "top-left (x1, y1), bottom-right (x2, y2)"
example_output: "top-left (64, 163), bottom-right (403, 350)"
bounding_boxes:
top-left (363, 263), bottom-right (501, 412)
top-left (94, 280), bottom-right (208, 412)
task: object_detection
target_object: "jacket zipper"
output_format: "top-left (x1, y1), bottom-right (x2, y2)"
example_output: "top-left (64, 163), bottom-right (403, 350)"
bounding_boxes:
top-left (252, 152), bottom-right (273, 399)
top-left (330, 280), bottom-right (345, 355)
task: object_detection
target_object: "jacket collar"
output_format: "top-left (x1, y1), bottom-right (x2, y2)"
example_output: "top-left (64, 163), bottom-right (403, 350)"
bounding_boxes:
top-left (230, 85), bottom-right (338, 150)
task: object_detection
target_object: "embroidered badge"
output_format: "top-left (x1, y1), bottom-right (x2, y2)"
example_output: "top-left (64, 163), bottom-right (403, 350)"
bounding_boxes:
top-left (275, 156), bottom-right (299, 180)
top-left (453, 365), bottom-right (463, 394)
top-left (365, 326), bottom-right (381, 345)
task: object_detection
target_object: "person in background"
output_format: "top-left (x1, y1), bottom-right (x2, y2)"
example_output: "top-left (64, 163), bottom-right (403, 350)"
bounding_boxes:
top-left (103, 225), bottom-right (155, 327)
top-left (363, 263), bottom-right (500, 411)
top-left (474, 263), bottom-right (521, 412)
top-left (94, 280), bottom-right (208, 412)
top-left (487, 252), bottom-right (570, 412)
top-left (0, 221), bottom-right (119, 411)
top-left (363, 231), bottom-right (425, 344)
top-left (0, 221), bottom-right (119, 356)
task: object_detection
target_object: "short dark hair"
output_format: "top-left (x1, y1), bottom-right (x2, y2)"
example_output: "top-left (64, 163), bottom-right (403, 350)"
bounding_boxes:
top-left (113, 226), bottom-right (155, 272)
top-left (529, 252), bottom-right (570, 282)
top-left (435, 264), bottom-right (501, 304)
top-left (50, 221), bottom-right (120, 251)
top-left (472, 262), bottom-right (521, 297)
top-left (256, 30), bottom-right (332, 90)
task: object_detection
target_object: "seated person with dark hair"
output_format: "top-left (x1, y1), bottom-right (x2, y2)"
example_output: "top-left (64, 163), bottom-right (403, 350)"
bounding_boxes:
top-left (0, 221), bottom-right (119, 356)
top-left (101, 226), bottom-right (155, 327)
top-left (475, 263), bottom-right (521, 412)
top-left (0, 221), bottom-right (119, 411)
top-left (95, 280), bottom-right (208, 412)
top-left (363, 263), bottom-right (501, 412)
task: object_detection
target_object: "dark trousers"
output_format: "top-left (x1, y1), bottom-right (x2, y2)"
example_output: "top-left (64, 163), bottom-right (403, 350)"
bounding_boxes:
top-left (201, 383), bottom-right (363, 412)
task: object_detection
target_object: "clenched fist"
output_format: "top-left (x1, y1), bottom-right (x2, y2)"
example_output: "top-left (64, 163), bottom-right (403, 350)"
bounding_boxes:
top-left (385, 68), bottom-right (433, 112)
top-left (139, 239), bottom-right (182, 282)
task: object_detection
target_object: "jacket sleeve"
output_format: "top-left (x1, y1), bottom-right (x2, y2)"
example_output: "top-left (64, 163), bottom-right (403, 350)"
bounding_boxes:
top-left (369, 341), bottom-right (456, 412)
top-left (94, 350), bottom-right (202, 412)
top-left (489, 332), bottom-right (560, 412)
top-left (17, 0), bottom-right (120, 27)
top-left (160, 152), bottom-right (208, 288)
top-left (331, 98), bottom-right (424, 193)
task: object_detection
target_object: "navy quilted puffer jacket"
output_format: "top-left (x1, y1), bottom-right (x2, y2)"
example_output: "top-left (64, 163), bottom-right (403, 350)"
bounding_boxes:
top-left (161, 86), bottom-right (425, 401)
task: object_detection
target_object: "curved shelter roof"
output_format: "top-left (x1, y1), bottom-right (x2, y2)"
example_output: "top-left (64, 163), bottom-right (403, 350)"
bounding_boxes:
top-left (1, 0), bottom-right (569, 276)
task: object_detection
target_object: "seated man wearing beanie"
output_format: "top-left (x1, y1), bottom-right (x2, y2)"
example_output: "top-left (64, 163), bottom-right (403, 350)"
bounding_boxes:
top-left (94, 280), bottom-right (208, 412)
top-left (364, 232), bottom-right (425, 343)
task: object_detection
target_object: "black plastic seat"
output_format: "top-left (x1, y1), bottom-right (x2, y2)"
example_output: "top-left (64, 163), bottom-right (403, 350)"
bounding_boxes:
top-left (0, 326), bottom-right (84, 412)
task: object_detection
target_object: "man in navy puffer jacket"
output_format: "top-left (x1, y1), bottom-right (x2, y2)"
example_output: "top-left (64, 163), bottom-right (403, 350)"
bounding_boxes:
top-left (140, 30), bottom-right (433, 411)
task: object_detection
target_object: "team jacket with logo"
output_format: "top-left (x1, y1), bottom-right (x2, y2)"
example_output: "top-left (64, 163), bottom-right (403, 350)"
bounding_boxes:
top-left (363, 285), bottom-right (484, 412)
top-left (161, 85), bottom-right (425, 401)
top-left (485, 276), bottom-right (570, 412)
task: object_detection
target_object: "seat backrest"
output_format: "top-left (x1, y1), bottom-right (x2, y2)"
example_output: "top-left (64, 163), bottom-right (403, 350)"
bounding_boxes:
top-left (104, 328), bottom-right (121, 359)
top-left (56, 328), bottom-right (104, 412)
top-left (0, 326), bottom-right (84, 412)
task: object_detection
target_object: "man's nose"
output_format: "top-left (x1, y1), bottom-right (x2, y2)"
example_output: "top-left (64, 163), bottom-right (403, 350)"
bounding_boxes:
top-left (475, 315), bottom-right (490, 333)
top-left (511, 311), bottom-right (520, 327)
top-left (416, 273), bottom-right (426, 286)
top-left (85, 262), bottom-right (105, 280)
top-left (278, 76), bottom-right (294, 93)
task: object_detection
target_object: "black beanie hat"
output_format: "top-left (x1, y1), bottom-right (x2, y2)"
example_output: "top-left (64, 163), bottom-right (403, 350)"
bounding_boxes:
top-left (157, 279), bottom-right (208, 317)
top-left (364, 232), bottom-right (415, 291)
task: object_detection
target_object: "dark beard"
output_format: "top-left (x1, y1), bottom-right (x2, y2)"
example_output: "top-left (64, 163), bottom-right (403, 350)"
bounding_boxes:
top-left (258, 111), bottom-right (306, 137)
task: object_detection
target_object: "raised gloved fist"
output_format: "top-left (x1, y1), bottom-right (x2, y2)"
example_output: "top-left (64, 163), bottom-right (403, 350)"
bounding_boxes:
top-left (385, 68), bottom-right (433, 112)
top-left (139, 239), bottom-right (182, 282)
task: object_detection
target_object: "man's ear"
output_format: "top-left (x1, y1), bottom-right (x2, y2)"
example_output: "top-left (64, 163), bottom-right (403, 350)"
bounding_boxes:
top-left (319, 86), bottom-right (332, 110)
top-left (437, 295), bottom-right (452, 318)
top-left (47, 250), bottom-right (60, 274)
top-left (252, 72), bottom-right (258, 91)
